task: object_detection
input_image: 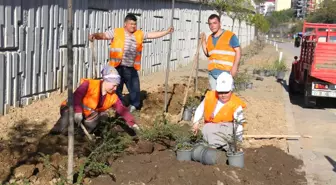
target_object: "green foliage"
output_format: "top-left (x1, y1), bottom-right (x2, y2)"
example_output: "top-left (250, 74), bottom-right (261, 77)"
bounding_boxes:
top-left (185, 96), bottom-right (200, 108)
top-left (139, 115), bottom-right (186, 142)
top-left (266, 8), bottom-right (296, 29)
top-left (273, 59), bottom-right (288, 72)
top-left (176, 142), bottom-right (193, 150)
top-left (307, 0), bottom-right (336, 24)
top-left (290, 20), bottom-right (303, 34)
top-left (252, 14), bottom-right (270, 33)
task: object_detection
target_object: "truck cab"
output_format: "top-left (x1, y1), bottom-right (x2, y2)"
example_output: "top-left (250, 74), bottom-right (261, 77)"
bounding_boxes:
top-left (289, 21), bottom-right (336, 107)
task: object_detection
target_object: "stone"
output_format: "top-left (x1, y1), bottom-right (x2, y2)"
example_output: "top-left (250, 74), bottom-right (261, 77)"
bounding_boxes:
top-left (90, 175), bottom-right (115, 185)
top-left (37, 169), bottom-right (58, 184)
top-left (50, 152), bottom-right (63, 168)
top-left (14, 164), bottom-right (35, 179)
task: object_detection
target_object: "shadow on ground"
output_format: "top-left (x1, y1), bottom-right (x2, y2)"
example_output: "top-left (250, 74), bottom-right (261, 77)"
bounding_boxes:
top-left (280, 79), bottom-right (336, 109)
top-left (325, 156), bottom-right (336, 173)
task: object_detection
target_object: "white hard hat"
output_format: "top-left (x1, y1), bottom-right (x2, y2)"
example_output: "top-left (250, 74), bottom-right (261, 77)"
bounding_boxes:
top-left (216, 72), bottom-right (234, 92)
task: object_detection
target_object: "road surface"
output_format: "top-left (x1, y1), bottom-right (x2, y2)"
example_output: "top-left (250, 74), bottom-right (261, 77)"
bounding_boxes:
top-left (278, 42), bottom-right (336, 185)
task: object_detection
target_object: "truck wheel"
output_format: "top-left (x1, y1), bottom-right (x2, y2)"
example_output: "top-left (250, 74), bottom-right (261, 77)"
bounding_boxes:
top-left (304, 83), bottom-right (316, 108)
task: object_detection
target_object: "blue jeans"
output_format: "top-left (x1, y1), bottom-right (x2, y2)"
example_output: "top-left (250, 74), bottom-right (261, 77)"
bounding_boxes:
top-left (116, 66), bottom-right (140, 109)
top-left (209, 70), bottom-right (230, 90)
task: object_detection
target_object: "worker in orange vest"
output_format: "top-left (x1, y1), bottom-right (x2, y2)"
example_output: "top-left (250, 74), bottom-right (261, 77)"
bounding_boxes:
top-left (200, 14), bottom-right (241, 90)
top-left (88, 13), bottom-right (174, 112)
top-left (50, 65), bottom-right (139, 135)
top-left (192, 72), bottom-right (246, 151)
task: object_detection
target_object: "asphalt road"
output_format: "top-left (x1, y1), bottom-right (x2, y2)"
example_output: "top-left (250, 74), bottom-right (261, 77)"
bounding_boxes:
top-left (278, 42), bottom-right (336, 185)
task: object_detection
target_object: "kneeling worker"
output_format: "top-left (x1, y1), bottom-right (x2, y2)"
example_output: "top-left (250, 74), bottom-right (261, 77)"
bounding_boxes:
top-left (192, 72), bottom-right (246, 151)
top-left (50, 65), bottom-right (139, 135)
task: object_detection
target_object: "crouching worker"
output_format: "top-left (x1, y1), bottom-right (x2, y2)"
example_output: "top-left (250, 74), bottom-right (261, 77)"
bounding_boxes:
top-left (192, 72), bottom-right (246, 151)
top-left (50, 65), bottom-right (140, 135)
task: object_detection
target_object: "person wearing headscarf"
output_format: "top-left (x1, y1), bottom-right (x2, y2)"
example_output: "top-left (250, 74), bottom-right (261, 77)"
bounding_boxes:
top-left (50, 65), bottom-right (139, 135)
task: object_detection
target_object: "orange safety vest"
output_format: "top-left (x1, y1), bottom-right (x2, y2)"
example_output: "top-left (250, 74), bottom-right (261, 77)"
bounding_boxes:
top-left (109, 27), bottom-right (144, 71)
top-left (204, 91), bottom-right (246, 123)
top-left (61, 79), bottom-right (118, 118)
top-left (206, 30), bottom-right (236, 71)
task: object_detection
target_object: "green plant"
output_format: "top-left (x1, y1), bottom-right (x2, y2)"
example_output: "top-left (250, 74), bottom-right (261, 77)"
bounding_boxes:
top-left (185, 96), bottom-right (200, 108)
top-left (273, 59), bottom-right (288, 72)
top-left (175, 142), bottom-right (193, 150)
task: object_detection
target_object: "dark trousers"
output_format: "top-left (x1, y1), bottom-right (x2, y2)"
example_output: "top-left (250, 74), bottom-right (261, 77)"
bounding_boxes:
top-left (50, 106), bottom-right (109, 135)
top-left (115, 66), bottom-right (140, 109)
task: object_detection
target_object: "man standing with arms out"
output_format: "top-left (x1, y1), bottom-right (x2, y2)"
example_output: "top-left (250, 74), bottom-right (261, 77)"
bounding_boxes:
top-left (89, 14), bottom-right (174, 112)
top-left (200, 14), bottom-right (241, 90)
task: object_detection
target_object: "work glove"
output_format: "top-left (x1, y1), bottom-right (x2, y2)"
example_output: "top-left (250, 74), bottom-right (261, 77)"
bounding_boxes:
top-left (132, 124), bottom-right (140, 131)
top-left (74, 113), bottom-right (83, 126)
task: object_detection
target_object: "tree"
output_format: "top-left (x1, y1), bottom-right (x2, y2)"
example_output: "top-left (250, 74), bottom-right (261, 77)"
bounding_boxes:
top-left (252, 13), bottom-right (270, 34)
top-left (307, 0), bottom-right (336, 24)
top-left (209, 0), bottom-right (253, 33)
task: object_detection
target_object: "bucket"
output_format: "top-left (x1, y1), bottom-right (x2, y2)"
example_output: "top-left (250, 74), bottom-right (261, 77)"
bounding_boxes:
top-left (246, 82), bottom-right (253, 89)
top-left (182, 107), bottom-right (193, 121)
top-left (191, 144), bottom-right (207, 162)
top-left (227, 151), bottom-right (244, 168)
top-left (259, 70), bottom-right (265, 76)
top-left (176, 149), bottom-right (192, 161)
top-left (201, 147), bottom-right (227, 165)
top-left (276, 71), bottom-right (286, 80)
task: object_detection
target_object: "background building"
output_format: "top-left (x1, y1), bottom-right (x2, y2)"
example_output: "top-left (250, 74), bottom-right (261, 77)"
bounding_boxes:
top-left (275, 0), bottom-right (292, 11)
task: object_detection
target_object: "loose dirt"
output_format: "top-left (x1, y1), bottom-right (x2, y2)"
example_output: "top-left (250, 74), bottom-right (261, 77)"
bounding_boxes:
top-left (0, 41), bottom-right (304, 184)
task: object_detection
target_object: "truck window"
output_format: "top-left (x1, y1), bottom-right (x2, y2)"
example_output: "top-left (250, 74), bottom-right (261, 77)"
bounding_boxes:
top-left (318, 36), bottom-right (327, 42)
top-left (329, 36), bottom-right (336, 43)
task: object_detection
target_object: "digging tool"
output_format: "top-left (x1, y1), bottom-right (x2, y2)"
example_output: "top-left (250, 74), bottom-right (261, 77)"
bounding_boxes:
top-left (179, 39), bottom-right (202, 121)
top-left (79, 123), bottom-right (93, 141)
top-left (89, 40), bottom-right (98, 79)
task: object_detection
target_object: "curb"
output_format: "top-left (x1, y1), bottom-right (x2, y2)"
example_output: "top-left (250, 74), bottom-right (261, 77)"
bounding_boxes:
top-left (281, 79), bottom-right (315, 185)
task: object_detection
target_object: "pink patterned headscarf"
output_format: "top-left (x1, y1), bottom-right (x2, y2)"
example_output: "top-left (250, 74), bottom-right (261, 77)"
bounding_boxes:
top-left (101, 65), bottom-right (121, 85)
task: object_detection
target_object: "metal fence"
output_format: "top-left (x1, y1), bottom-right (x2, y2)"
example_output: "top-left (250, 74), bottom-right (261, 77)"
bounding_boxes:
top-left (0, 0), bottom-right (255, 115)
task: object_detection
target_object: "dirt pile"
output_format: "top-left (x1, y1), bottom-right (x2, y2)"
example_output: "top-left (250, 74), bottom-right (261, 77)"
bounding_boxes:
top-left (109, 145), bottom-right (306, 185)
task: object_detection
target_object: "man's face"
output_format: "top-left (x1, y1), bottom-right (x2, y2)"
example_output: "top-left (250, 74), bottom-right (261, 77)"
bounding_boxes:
top-left (124, 20), bottom-right (137, 33)
top-left (208, 18), bottom-right (221, 33)
top-left (217, 91), bottom-right (232, 103)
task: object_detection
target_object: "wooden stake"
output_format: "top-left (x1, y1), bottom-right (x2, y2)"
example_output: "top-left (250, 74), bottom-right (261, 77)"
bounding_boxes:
top-left (179, 41), bottom-right (202, 121)
top-left (67, 0), bottom-right (74, 182)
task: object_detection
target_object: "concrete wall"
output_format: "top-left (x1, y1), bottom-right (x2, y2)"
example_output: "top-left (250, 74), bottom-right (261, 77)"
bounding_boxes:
top-left (0, 0), bottom-right (255, 115)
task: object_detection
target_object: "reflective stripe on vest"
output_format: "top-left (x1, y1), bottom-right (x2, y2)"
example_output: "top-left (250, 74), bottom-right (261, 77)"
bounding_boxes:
top-left (208, 50), bottom-right (236, 56)
top-left (109, 28), bottom-right (144, 70)
top-left (209, 60), bottom-right (234, 67)
top-left (206, 30), bottom-right (236, 71)
top-left (204, 91), bottom-right (246, 123)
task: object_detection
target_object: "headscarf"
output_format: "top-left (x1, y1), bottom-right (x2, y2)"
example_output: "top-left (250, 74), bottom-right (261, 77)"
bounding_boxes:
top-left (100, 65), bottom-right (121, 85)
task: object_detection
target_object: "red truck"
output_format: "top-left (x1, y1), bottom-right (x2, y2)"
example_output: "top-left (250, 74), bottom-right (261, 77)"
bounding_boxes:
top-left (289, 21), bottom-right (336, 107)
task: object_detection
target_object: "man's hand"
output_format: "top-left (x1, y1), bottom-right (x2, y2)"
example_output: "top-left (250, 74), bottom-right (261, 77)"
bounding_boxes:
top-left (166, 26), bottom-right (174, 34)
top-left (230, 65), bottom-right (238, 77)
top-left (74, 113), bottom-right (83, 126)
top-left (192, 123), bottom-right (200, 135)
top-left (88, 34), bottom-right (95, 42)
top-left (200, 32), bottom-right (206, 43)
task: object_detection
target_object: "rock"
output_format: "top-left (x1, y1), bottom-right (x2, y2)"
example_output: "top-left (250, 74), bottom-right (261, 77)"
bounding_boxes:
top-left (135, 141), bottom-right (154, 154)
top-left (90, 175), bottom-right (115, 185)
top-left (29, 175), bottom-right (38, 183)
top-left (50, 152), bottom-right (63, 168)
top-left (14, 164), bottom-right (35, 179)
top-left (37, 169), bottom-right (58, 184)
top-left (178, 169), bottom-right (184, 178)
top-left (154, 143), bottom-right (167, 151)
top-left (83, 177), bottom-right (91, 185)
top-left (36, 163), bottom-right (44, 172)
top-left (256, 76), bottom-right (264, 81)
top-left (217, 180), bottom-right (224, 185)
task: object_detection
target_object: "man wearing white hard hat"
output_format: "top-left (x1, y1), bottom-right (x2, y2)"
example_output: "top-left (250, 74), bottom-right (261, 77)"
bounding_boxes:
top-left (192, 72), bottom-right (246, 151)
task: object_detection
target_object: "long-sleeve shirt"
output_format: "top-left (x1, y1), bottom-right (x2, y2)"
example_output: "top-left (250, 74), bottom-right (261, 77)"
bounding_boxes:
top-left (73, 80), bottom-right (135, 126)
top-left (193, 99), bottom-right (245, 124)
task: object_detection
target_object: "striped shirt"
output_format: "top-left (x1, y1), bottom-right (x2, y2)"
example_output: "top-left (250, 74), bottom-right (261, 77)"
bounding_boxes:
top-left (104, 29), bottom-right (148, 67)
